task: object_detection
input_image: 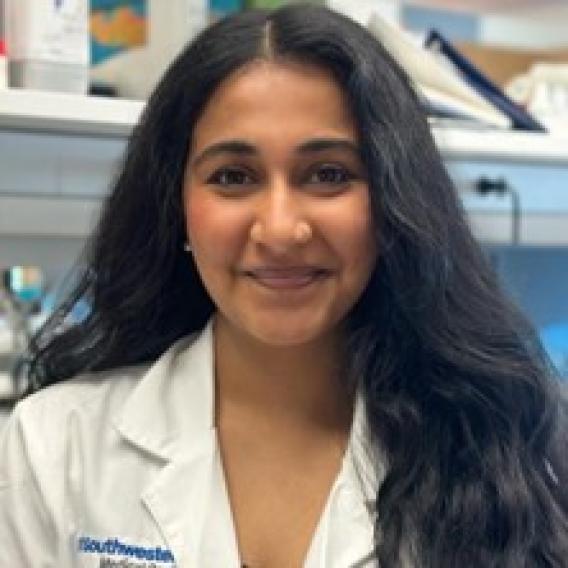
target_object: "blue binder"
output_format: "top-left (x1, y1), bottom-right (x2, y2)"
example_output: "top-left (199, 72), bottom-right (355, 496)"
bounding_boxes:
top-left (425, 30), bottom-right (546, 132)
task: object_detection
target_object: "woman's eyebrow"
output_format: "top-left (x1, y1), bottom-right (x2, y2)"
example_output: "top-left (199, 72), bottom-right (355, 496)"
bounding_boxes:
top-left (190, 137), bottom-right (361, 168)
top-left (296, 138), bottom-right (361, 157)
top-left (191, 140), bottom-right (257, 167)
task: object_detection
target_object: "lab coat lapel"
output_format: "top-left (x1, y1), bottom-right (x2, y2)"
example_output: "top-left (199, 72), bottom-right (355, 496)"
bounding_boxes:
top-left (141, 432), bottom-right (240, 566)
top-left (113, 320), bottom-right (240, 566)
top-left (317, 461), bottom-right (377, 567)
top-left (141, 432), bottom-right (216, 566)
top-left (312, 393), bottom-right (383, 568)
top-left (113, 320), bottom-right (383, 567)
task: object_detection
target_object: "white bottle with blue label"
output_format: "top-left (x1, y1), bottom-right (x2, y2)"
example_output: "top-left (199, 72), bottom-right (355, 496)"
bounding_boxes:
top-left (6, 0), bottom-right (89, 94)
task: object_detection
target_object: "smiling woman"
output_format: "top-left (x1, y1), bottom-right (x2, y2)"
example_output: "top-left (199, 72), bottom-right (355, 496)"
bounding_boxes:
top-left (1, 4), bottom-right (567, 568)
top-left (184, 60), bottom-right (376, 349)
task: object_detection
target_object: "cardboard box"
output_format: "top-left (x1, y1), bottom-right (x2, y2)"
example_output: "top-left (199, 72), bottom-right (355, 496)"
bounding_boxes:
top-left (455, 41), bottom-right (568, 87)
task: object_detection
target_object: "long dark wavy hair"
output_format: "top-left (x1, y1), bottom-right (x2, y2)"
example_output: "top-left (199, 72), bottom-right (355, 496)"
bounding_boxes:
top-left (27, 5), bottom-right (567, 566)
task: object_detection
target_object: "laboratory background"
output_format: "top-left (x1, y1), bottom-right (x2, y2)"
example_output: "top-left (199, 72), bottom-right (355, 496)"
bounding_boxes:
top-left (1, 0), bottom-right (568, 426)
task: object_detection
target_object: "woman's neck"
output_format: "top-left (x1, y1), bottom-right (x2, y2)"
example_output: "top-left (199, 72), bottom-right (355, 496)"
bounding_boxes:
top-left (212, 314), bottom-right (353, 433)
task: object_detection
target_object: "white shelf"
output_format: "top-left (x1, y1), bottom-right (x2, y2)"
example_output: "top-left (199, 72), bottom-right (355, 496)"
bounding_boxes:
top-left (433, 127), bottom-right (568, 164)
top-left (1, 89), bottom-right (568, 163)
top-left (0, 89), bottom-right (144, 137)
top-left (0, 196), bottom-right (100, 237)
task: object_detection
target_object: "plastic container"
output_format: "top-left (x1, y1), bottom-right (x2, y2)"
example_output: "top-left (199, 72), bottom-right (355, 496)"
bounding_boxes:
top-left (6, 0), bottom-right (89, 94)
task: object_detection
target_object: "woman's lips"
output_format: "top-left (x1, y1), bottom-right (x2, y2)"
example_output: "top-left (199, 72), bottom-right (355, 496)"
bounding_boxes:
top-left (243, 267), bottom-right (331, 289)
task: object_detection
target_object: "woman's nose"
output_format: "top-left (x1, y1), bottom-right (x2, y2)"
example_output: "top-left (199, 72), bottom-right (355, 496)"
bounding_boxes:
top-left (249, 178), bottom-right (311, 251)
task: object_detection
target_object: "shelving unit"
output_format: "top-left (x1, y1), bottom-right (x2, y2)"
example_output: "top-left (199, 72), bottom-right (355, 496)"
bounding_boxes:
top-left (2, 89), bottom-right (568, 161)
top-left (0, 89), bottom-right (144, 137)
top-left (433, 127), bottom-right (568, 165)
top-left (1, 89), bottom-right (568, 246)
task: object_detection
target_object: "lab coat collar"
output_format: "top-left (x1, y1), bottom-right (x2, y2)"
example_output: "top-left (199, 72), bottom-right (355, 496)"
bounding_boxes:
top-left (112, 317), bottom-right (382, 487)
top-left (112, 318), bottom-right (382, 566)
top-left (347, 392), bottom-right (384, 513)
top-left (113, 319), bottom-right (242, 565)
top-left (113, 319), bottom-right (216, 461)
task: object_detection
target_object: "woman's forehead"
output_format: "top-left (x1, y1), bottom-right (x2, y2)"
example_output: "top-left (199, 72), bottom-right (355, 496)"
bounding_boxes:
top-left (191, 60), bottom-right (359, 151)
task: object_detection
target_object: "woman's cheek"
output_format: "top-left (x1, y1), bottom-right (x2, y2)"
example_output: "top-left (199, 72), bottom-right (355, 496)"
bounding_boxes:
top-left (186, 193), bottom-right (248, 262)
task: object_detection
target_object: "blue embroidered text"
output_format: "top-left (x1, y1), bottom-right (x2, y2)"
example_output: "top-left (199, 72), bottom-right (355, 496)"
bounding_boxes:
top-left (78, 536), bottom-right (174, 563)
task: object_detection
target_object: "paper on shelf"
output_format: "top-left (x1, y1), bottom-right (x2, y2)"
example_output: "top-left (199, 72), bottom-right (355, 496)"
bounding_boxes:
top-left (368, 12), bottom-right (512, 129)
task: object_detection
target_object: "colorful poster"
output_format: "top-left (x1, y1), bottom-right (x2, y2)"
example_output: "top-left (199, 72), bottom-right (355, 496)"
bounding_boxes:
top-left (90, 0), bottom-right (147, 66)
top-left (209, 0), bottom-right (243, 19)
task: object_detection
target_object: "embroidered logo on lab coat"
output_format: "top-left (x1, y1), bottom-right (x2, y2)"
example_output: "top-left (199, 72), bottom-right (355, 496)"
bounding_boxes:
top-left (77, 536), bottom-right (175, 567)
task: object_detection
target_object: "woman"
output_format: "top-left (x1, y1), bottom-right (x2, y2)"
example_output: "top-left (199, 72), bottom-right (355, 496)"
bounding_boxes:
top-left (1, 4), bottom-right (566, 567)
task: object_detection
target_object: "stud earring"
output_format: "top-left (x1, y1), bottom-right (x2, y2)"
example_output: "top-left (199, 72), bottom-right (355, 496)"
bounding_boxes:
top-left (183, 242), bottom-right (192, 253)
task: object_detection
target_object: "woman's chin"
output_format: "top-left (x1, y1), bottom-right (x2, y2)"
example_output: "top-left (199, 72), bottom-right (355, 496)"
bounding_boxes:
top-left (244, 316), bottom-right (335, 348)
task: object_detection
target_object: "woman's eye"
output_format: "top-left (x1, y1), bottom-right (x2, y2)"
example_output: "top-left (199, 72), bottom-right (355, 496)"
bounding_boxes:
top-left (207, 168), bottom-right (255, 187)
top-left (308, 165), bottom-right (355, 186)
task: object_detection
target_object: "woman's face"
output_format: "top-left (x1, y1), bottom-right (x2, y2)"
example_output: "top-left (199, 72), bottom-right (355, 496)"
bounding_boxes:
top-left (183, 60), bottom-right (377, 347)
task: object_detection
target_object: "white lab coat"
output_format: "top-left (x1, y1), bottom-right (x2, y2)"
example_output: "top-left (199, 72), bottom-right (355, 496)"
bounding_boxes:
top-left (0, 320), bottom-right (382, 567)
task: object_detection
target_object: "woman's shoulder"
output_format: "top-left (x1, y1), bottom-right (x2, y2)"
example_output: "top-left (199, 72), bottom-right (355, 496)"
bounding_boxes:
top-left (1, 363), bottom-right (150, 475)
top-left (1, 330), bottom-right (213, 493)
top-left (2, 329), bottom-right (208, 459)
top-left (14, 327), bottom-right (208, 427)
top-left (13, 362), bottom-right (150, 428)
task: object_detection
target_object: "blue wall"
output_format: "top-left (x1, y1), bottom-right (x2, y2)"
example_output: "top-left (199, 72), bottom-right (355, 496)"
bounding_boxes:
top-left (489, 246), bottom-right (568, 378)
